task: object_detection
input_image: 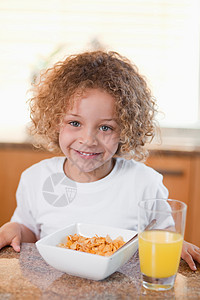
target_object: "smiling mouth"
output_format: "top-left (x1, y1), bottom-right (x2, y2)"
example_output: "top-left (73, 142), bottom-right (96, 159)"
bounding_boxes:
top-left (75, 150), bottom-right (102, 158)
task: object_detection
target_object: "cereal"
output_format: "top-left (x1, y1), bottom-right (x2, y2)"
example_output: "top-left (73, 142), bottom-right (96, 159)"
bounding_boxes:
top-left (58, 234), bottom-right (125, 256)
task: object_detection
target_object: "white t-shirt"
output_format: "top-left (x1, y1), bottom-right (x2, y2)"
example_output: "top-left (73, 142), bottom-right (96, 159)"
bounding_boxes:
top-left (11, 157), bottom-right (168, 239)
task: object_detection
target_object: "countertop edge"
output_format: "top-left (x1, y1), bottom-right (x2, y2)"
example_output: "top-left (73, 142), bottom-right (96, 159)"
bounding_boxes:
top-left (1, 142), bottom-right (200, 156)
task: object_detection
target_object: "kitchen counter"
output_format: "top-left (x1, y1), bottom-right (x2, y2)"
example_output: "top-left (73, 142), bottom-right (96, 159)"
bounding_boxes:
top-left (1, 140), bottom-right (200, 156)
top-left (0, 244), bottom-right (200, 299)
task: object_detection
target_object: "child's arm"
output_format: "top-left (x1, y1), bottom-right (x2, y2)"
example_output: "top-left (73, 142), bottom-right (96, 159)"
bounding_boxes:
top-left (182, 241), bottom-right (200, 271)
top-left (0, 222), bottom-right (37, 252)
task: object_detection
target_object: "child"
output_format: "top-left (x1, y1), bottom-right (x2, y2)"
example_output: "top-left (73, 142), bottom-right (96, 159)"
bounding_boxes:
top-left (0, 51), bottom-right (199, 270)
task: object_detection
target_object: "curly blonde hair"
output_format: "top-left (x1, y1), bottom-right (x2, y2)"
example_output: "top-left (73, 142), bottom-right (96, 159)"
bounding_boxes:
top-left (29, 50), bottom-right (157, 161)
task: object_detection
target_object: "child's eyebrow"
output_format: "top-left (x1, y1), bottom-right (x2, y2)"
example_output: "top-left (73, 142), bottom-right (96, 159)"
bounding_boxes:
top-left (66, 114), bottom-right (80, 117)
top-left (65, 114), bottom-right (117, 122)
top-left (101, 118), bottom-right (118, 122)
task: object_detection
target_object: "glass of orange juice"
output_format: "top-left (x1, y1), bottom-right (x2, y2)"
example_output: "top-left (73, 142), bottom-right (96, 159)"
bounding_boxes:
top-left (138, 199), bottom-right (187, 291)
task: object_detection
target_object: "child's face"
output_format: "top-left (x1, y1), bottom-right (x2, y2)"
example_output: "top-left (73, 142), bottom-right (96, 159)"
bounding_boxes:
top-left (59, 88), bottom-right (120, 182)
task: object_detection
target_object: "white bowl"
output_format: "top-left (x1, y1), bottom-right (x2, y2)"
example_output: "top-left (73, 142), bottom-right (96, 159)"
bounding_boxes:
top-left (36, 223), bottom-right (138, 280)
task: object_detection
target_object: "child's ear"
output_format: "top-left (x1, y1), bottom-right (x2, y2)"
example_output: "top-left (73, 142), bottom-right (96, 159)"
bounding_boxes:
top-left (115, 142), bottom-right (121, 155)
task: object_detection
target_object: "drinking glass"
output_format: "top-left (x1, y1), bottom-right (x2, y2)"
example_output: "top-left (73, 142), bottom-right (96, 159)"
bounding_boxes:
top-left (138, 199), bottom-right (187, 291)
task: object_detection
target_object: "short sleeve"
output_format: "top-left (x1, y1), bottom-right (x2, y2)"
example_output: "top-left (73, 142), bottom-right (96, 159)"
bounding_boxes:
top-left (142, 173), bottom-right (175, 229)
top-left (143, 171), bottom-right (169, 200)
top-left (155, 174), bottom-right (169, 199)
top-left (11, 174), bottom-right (40, 239)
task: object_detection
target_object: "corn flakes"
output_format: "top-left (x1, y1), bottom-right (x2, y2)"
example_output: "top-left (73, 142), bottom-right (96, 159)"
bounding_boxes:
top-left (58, 233), bottom-right (125, 256)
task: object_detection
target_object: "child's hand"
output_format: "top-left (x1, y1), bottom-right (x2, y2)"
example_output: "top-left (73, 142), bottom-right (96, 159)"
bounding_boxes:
top-left (181, 240), bottom-right (200, 271)
top-left (0, 222), bottom-right (22, 252)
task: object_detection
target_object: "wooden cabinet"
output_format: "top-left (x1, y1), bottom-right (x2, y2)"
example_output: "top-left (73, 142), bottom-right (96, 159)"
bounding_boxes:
top-left (189, 156), bottom-right (200, 246)
top-left (0, 146), bottom-right (54, 226)
top-left (0, 144), bottom-right (199, 246)
top-left (146, 151), bottom-right (200, 246)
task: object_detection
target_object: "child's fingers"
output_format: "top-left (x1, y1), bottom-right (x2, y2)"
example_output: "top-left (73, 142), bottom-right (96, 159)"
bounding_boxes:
top-left (10, 236), bottom-right (21, 252)
top-left (182, 251), bottom-right (197, 271)
top-left (0, 233), bottom-right (10, 250)
top-left (181, 241), bottom-right (200, 270)
top-left (0, 239), bottom-right (7, 250)
top-left (190, 247), bottom-right (200, 264)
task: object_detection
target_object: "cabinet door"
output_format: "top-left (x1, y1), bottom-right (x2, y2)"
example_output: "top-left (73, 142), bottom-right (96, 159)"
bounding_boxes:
top-left (146, 154), bottom-right (192, 243)
top-left (189, 156), bottom-right (200, 246)
top-left (0, 148), bottom-right (54, 226)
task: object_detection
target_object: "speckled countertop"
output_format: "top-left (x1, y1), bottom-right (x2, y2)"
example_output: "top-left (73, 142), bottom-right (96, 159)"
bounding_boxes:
top-left (0, 243), bottom-right (200, 299)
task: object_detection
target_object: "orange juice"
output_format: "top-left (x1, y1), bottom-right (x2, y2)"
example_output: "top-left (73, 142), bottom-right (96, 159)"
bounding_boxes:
top-left (139, 230), bottom-right (183, 278)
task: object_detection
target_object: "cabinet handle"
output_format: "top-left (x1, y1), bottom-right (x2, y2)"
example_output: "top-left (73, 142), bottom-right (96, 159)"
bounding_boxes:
top-left (155, 169), bottom-right (184, 176)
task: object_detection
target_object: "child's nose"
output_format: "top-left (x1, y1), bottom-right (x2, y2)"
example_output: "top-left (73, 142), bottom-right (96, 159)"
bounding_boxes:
top-left (79, 129), bottom-right (98, 146)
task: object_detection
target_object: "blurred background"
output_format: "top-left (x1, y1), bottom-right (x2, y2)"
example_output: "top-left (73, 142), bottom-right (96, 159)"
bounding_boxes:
top-left (0, 0), bottom-right (199, 142)
top-left (0, 0), bottom-right (200, 246)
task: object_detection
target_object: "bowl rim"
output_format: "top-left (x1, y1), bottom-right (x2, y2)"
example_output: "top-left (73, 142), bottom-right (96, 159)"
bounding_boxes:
top-left (36, 222), bottom-right (138, 258)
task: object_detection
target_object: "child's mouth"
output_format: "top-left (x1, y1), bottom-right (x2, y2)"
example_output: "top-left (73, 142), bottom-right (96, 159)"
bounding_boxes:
top-left (75, 150), bottom-right (101, 159)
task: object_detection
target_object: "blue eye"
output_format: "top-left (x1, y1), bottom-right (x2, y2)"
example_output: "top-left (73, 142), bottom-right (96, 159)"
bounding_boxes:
top-left (69, 121), bottom-right (80, 127)
top-left (100, 125), bottom-right (112, 132)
